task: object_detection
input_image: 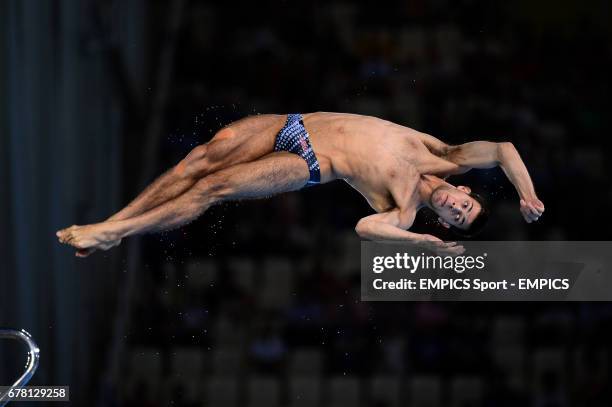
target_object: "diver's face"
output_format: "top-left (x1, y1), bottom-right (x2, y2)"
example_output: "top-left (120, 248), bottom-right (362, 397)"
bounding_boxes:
top-left (430, 185), bottom-right (482, 230)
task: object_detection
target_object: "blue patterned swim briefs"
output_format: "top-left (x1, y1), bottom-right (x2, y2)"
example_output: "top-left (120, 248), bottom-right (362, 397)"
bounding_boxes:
top-left (273, 113), bottom-right (321, 187)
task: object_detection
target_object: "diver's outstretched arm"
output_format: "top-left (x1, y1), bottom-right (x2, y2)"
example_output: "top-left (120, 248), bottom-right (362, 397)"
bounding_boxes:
top-left (355, 210), bottom-right (465, 255)
top-left (443, 141), bottom-right (545, 223)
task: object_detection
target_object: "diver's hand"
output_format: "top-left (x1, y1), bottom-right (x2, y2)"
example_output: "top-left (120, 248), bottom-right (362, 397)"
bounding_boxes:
top-left (418, 234), bottom-right (465, 256)
top-left (520, 198), bottom-right (545, 223)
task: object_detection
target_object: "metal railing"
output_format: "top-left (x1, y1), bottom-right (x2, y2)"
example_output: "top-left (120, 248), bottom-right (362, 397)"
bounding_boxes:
top-left (0, 329), bottom-right (40, 407)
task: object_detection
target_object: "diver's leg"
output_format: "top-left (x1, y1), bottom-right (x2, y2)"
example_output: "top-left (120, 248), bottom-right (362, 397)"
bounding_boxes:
top-left (67, 114), bottom-right (286, 256)
top-left (57, 152), bottom-right (308, 253)
top-left (108, 114), bottom-right (286, 222)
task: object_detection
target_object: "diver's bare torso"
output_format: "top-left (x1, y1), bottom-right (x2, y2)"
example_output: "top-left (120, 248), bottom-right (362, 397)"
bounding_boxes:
top-left (303, 112), bottom-right (456, 216)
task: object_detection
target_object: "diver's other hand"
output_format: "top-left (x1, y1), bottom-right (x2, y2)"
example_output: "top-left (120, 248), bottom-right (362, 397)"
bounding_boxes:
top-left (419, 234), bottom-right (465, 256)
top-left (520, 198), bottom-right (545, 223)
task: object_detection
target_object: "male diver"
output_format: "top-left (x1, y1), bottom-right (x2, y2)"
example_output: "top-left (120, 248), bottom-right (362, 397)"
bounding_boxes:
top-left (57, 112), bottom-right (544, 256)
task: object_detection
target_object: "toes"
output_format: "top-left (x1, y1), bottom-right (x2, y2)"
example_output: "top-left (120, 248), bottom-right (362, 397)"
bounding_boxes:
top-left (57, 226), bottom-right (77, 243)
top-left (60, 232), bottom-right (71, 244)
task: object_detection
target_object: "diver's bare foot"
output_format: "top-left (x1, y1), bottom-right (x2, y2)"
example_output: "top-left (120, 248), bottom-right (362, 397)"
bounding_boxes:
top-left (56, 223), bottom-right (122, 256)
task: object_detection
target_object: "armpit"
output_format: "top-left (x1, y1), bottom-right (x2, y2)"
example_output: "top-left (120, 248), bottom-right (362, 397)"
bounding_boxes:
top-left (416, 132), bottom-right (452, 157)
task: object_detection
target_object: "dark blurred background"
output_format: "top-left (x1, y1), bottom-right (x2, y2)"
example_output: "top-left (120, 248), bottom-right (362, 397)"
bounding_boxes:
top-left (2, 0), bottom-right (612, 406)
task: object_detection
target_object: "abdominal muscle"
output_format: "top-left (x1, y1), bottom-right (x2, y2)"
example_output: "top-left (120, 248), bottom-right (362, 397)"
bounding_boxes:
top-left (304, 113), bottom-right (401, 176)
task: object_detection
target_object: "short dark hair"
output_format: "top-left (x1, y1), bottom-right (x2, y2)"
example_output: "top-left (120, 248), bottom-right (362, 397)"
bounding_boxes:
top-left (449, 192), bottom-right (489, 238)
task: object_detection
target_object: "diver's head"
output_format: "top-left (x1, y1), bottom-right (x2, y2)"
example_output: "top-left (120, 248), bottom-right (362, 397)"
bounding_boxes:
top-left (430, 184), bottom-right (489, 238)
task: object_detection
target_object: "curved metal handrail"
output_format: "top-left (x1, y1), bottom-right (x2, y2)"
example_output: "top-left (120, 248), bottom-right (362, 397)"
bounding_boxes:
top-left (0, 329), bottom-right (40, 407)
